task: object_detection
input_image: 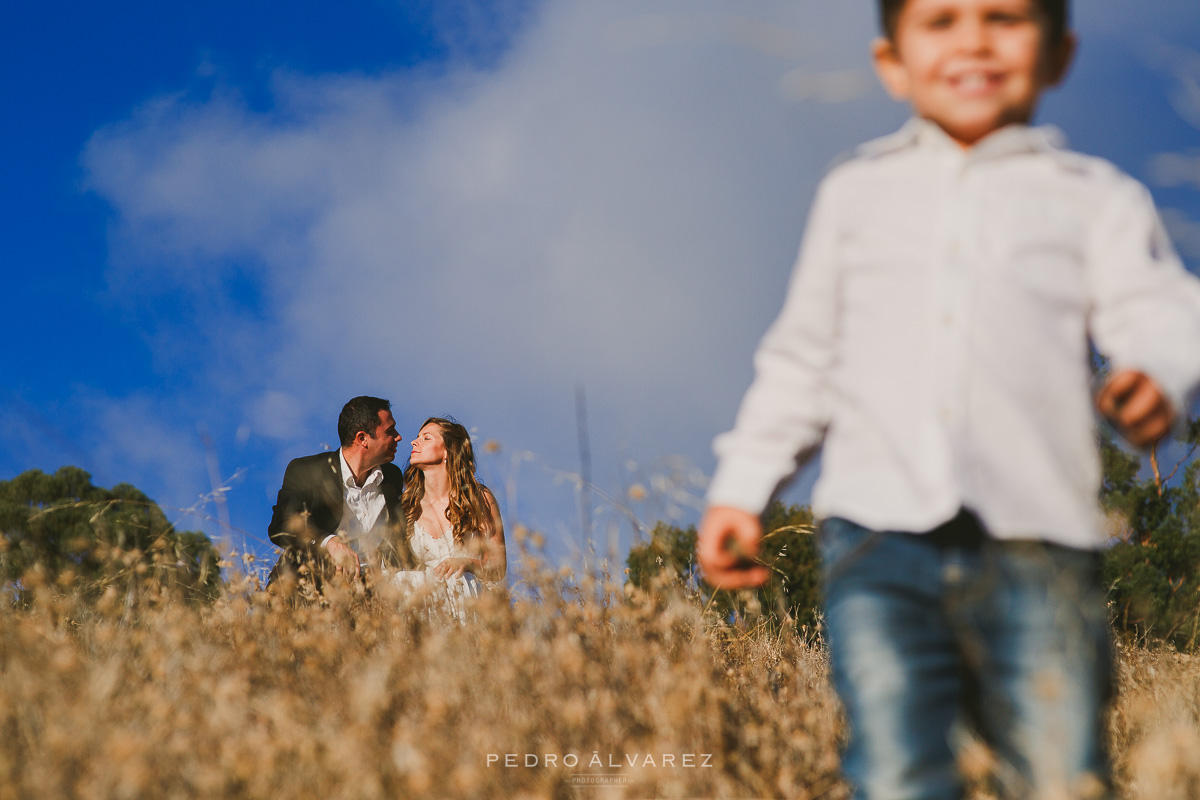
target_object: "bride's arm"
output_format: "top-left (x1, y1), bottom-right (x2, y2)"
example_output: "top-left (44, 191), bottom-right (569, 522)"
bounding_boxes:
top-left (428, 490), bottom-right (507, 581)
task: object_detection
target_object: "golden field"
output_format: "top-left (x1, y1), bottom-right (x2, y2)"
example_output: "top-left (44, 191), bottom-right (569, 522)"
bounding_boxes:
top-left (1, 545), bottom-right (1199, 800)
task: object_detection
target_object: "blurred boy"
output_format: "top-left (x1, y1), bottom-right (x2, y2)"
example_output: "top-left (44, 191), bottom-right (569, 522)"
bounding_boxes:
top-left (697, 1), bottom-right (1200, 797)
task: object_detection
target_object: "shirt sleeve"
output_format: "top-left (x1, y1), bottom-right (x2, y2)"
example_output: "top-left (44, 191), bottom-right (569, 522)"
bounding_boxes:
top-left (706, 172), bottom-right (844, 514)
top-left (1087, 173), bottom-right (1200, 420)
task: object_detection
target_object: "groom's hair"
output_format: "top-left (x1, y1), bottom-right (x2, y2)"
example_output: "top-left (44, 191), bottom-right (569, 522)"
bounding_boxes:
top-left (338, 396), bottom-right (392, 447)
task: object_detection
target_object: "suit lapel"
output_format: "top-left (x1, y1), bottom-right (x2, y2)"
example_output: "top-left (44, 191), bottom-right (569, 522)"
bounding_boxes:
top-left (320, 452), bottom-right (343, 522)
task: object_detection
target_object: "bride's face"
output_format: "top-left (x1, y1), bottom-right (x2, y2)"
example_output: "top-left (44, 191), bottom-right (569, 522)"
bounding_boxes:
top-left (409, 424), bottom-right (448, 468)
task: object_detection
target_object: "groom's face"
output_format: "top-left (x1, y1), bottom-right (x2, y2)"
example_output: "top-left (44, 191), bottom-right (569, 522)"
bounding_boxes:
top-left (362, 410), bottom-right (402, 469)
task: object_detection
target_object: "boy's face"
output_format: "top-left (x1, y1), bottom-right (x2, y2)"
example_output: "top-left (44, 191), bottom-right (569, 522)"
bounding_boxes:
top-left (872, 0), bottom-right (1074, 148)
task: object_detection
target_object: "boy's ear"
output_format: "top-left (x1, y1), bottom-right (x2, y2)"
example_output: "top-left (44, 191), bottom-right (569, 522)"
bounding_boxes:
top-left (871, 37), bottom-right (911, 100)
top-left (1043, 32), bottom-right (1077, 88)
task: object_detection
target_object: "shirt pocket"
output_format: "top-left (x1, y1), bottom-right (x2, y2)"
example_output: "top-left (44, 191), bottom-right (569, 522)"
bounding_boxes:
top-left (988, 196), bottom-right (1087, 311)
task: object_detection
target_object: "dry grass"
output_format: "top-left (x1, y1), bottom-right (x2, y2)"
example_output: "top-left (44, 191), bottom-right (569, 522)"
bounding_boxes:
top-left (1110, 642), bottom-right (1200, 800)
top-left (1, 546), bottom-right (1198, 799)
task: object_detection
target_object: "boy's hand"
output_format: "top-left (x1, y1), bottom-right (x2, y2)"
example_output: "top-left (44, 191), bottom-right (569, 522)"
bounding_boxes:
top-left (1097, 369), bottom-right (1174, 448)
top-left (696, 506), bottom-right (770, 589)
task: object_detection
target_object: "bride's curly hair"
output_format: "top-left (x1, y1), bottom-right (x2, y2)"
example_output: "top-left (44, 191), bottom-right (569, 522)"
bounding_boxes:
top-left (402, 417), bottom-right (493, 544)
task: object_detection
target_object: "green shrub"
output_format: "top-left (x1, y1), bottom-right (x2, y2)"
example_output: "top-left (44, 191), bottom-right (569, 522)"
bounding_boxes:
top-left (0, 466), bottom-right (222, 605)
top-left (626, 501), bottom-right (821, 631)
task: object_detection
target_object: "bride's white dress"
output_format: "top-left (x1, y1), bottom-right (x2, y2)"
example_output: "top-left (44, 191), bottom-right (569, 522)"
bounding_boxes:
top-left (388, 521), bottom-right (481, 620)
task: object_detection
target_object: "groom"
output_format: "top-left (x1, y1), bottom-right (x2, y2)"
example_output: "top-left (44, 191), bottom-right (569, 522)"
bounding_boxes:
top-left (266, 395), bottom-right (414, 594)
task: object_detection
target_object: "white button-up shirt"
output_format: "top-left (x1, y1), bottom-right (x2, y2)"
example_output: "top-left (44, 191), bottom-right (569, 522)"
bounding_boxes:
top-left (708, 120), bottom-right (1200, 548)
top-left (337, 449), bottom-right (388, 561)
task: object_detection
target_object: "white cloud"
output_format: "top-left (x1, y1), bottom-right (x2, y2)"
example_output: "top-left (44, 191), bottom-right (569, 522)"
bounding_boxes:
top-left (83, 1), bottom-right (887, 520)
top-left (1163, 46), bottom-right (1200, 131)
top-left (780, 68), bottom-right (874, 104)
top-left (1163, 209), bottom-right (1200, 261)
top-left (74, 392), bottom-right (214, 527)
top-left (79, 0), bottom-right (1200, 552)
top-left (250, 391), bottom-right (309, 441)
top-left (1075, 1), bottom-right (1200, 40)
top-left (1150, 150), bottom-right (1200, 190)
top-left (1147, 46), bottom-right (1200, 266)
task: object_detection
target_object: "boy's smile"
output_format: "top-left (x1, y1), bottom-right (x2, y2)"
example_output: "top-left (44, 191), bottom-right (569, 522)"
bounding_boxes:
top-left (872, 0), bottom-right (1074, 148)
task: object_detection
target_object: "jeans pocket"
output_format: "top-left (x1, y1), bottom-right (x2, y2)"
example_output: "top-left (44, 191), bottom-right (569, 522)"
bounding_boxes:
top-left (818, 517), bottom-right (885, 584)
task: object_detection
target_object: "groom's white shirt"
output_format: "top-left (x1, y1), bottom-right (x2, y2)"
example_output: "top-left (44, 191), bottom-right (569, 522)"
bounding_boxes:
top-left (319, 449), bottom-right (389, 562)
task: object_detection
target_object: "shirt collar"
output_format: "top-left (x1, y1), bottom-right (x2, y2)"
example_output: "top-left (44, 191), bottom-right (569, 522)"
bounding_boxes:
top-left (858, 118), bottom-right (1066, 162)
top-left (339, 449), bottom-right (383, 491)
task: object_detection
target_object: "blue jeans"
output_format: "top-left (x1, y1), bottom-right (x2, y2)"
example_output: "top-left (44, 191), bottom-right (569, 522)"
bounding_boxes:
top-left (819, 512), bottom-right (1113, 800)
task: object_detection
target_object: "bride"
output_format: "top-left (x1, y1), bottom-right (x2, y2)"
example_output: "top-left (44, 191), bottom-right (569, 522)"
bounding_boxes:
top-left (399, 417), bottom-right (506, 600)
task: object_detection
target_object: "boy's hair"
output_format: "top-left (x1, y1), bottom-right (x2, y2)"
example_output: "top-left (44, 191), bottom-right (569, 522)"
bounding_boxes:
top-left (877, 0), bottom-right (1069, 47)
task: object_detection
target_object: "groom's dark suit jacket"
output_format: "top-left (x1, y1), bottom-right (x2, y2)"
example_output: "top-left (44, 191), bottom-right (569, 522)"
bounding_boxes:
top-left (266, 451), bottom-right (414, 588)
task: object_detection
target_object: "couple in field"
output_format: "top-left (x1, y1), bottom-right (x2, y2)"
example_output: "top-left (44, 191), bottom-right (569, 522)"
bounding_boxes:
top-left (265, 396), bottom-right (506, 603)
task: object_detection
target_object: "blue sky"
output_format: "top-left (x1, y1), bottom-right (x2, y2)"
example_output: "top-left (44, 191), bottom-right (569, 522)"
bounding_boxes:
top-left (4, 1), bottom-right (1200, 573)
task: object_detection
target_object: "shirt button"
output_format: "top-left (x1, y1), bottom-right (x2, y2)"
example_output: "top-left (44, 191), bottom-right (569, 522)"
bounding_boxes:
top-left (942, 313), bottom-right (955, 328)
